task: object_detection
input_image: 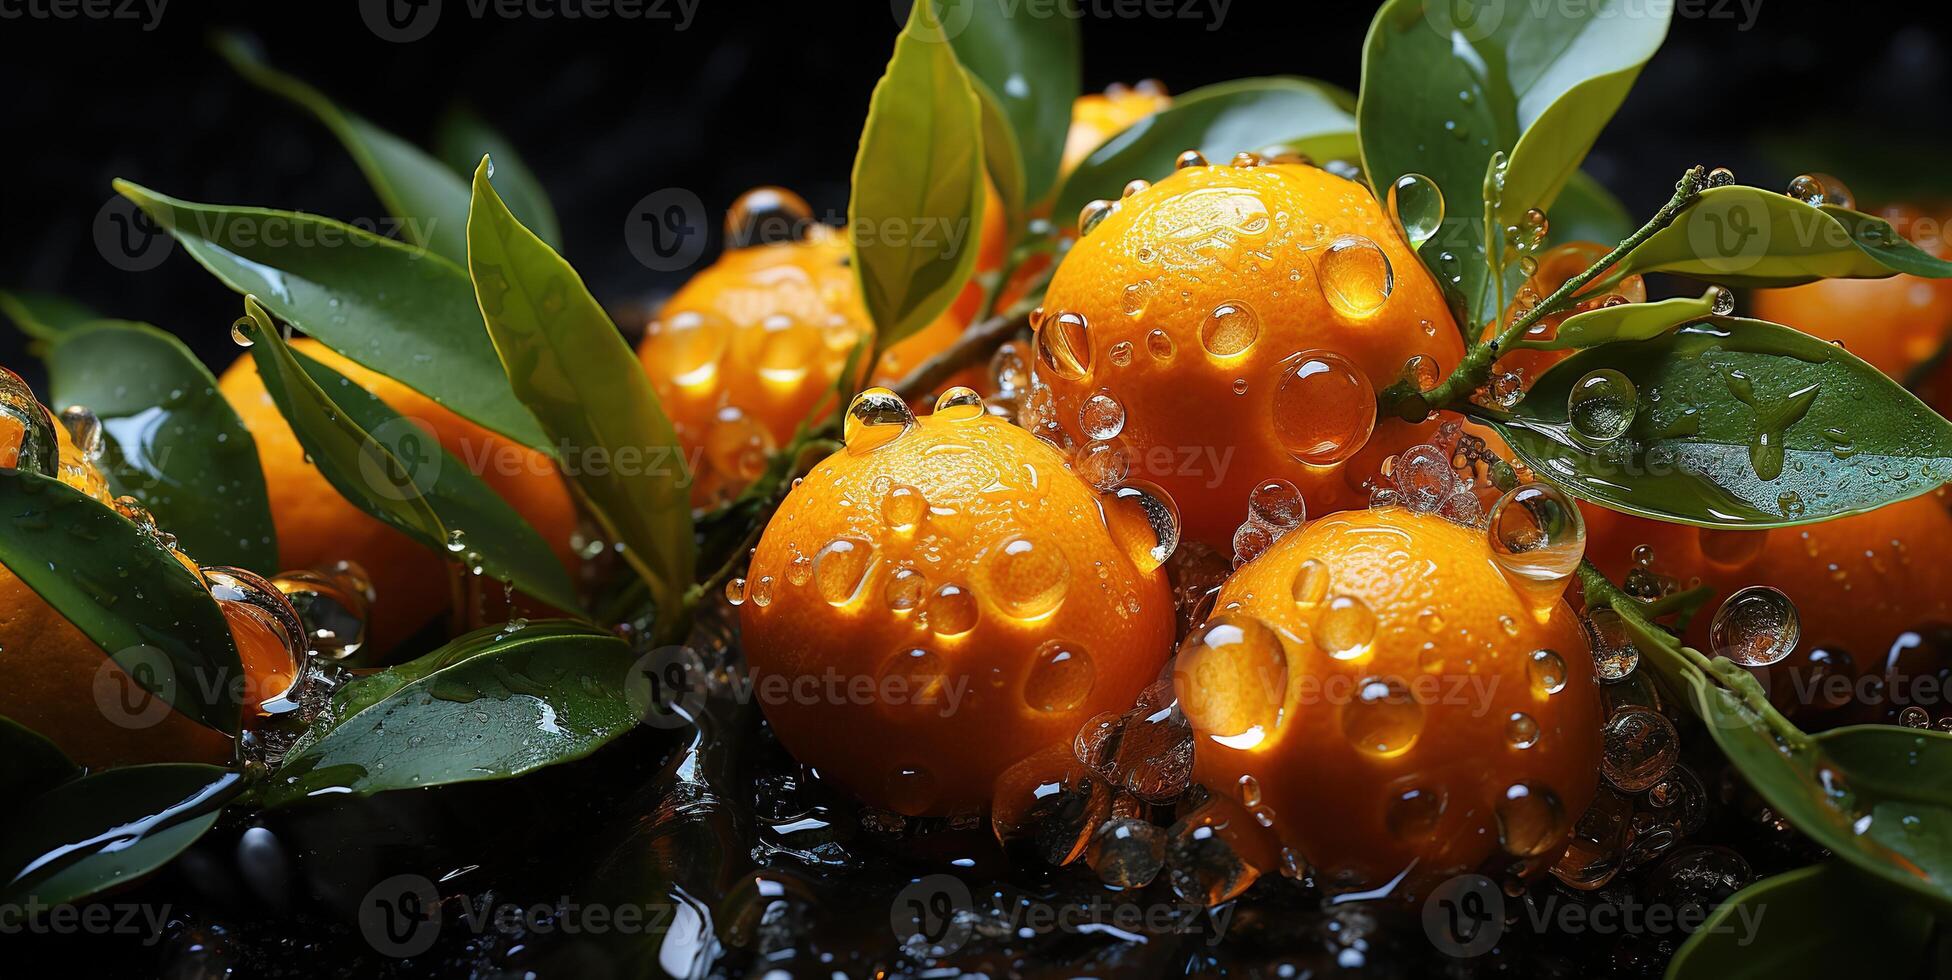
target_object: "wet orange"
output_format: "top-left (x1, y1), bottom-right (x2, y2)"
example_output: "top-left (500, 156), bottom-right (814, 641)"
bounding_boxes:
top-left (219, 339), bottom-right (580, 651)
top-left (0, 375), bottom-right (299, 769)
top-left (639, 187), bottom-right (1008, 507)
top-left (1180, 506), bottom-right (1600, 891)
top-left (1029, 161), bottom-right (1464, 550)
top-left (1752, 204), bottom-right (1952, 382)
top-left (1583, 493), bottom-right (1952, 711)
top-left (738, 391), bottom-right (1176, 815)
top-left (1061, 80), bottom-right (1173, 175)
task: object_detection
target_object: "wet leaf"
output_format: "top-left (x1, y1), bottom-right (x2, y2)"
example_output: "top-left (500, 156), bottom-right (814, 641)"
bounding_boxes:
top-left (0, 289), bottom-right (100, 342)
top-left (1667, 863), bottom-right (1935, 979)
top-left (936, 0), bottom-right (1079, 207)
top-left (0, 716), bottom-right (78, 801)
top-left (216, 33), bottom-right (470, 262)
top-left (0, 469), bottom-right (242, 735)
top-left (465, 162), bottom-right (693, 638)
top-left (1488, 319), bottom-right (1952, 528)
top-left (1521, 290), bottom-right (1719, 351)
top-left (1544, 170), bottom-right (1633, 249)
top-left (850, 0), bottom-right (987, 348)
top-left (257, 621), bottom-right (637, 806)
top-left (113, 180), bottom-right (549, 452)
top-left (1602, 592), bottom-right (1952, 911)
top-left (1617, 186), bottom-right (1952, 286)
top-left (1055, 77), bottom-right (1355, 221)
top-left (0, 764), bottom-right (237, 906)
top-left (435, 105), bottom-right (562, 249)
top-left (1360, 0), bottom-right (1668, 326)
top-left (45, 320), bottom-right (277, 571)
top-left (237, 300), bottom-right (579, 612)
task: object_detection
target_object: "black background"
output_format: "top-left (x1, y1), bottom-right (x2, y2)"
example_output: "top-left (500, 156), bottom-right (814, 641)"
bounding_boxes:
top-left (0, 0), bottom-right (1945, 384)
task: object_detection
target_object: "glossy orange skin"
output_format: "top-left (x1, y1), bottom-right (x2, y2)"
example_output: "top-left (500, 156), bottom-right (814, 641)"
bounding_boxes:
top-left (1584, 493), bottom-right (1952, 681)
top-left (1185, 507), bottom-right (1600, 891)
top-left (1034, 163), bottom-right (1464, 549)
top-left (0, 405), bottom-right (295, 769)
top-left (739, 408), bottom-right (1175, 815)
top-left (220, 340), bottom-right (580, 651)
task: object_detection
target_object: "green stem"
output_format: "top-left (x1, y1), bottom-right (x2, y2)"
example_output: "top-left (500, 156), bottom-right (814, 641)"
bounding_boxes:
top-left (1398, 166), bottom-right (1708, 421)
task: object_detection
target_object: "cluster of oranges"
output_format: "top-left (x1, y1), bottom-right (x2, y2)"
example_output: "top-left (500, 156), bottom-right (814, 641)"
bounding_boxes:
top-left (11, 77), bottom-right (1952, 903)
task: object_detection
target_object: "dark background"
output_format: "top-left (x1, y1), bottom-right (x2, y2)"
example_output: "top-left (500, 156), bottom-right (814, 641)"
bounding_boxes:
top-left (0, 0), bottom-right (1945, 383)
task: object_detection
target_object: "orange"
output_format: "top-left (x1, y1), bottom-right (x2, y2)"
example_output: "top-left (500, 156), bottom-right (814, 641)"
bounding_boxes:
top-left (1583, 493), bottom-right (1952, 724)
top-left (1752, 204), bottom-right (1952, 382)
top-left (1061, 80), bottom-right (1173, 175)
top-left (639, 186), bottom-right (1008, 507)
top-left (219, 339), bottom-right (580, 651)
top-left (737, 388), bottom-right (1176, 815)
top-left (1027, 160), bottom-right (1464, 550)
top-left (1179, 506), bottom-right (1600, 893)
top-left (0, 368), bottom-right (300, 769)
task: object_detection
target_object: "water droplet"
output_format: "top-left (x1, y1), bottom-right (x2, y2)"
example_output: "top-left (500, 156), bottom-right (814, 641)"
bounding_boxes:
top-left (1271, 350), bottom-right (1376, 466)
top-left (724, 186), bottom-right (814, 247)
top-left (785, 552), bottom-right (812, 587)
top-left (1035, 311), bottom-right (1093, 381)
top-left (1200, 302), bottom-right (1260, 357)
top-left (1316, 595), bottom-right (1377, 660)
top-left (1586, 608), bottom-right (1641, 681)
top-left (1496, 782), bottom-right (1566, 857)
top-left (1528, 649), bottom-right (1568, 695)
top-left (725, 577), bottom-right (748, 605)
top-left (645, 309), bottom-right (731, 387)
top-left (1102, 480), bottom-right (1180, 575)
top-left (1175, 149), bottom-right (1209, 169)
top-left (1506, 711), bottom-right (1540, 748)
top-left (1026, 640), bottom-right (1094, 712)
top-left (1710, 585), bottom-right (1800, 666)
top-left (1079, 199), bottom-right (1115, 237)
top-left (1291, 558), bottom-right (1329, 606)
top-left (1247, 479), bottom-right (1306, 529)
top-left (57, 406), bottom-right (103, 462)
top-left (933, 386), bottom-right (985, 421)
top-left (1709, 284), bottom-right (1735, 316)
top-left (1342, 676), bottom-right (1422, 755)
top-left (1487, 484), bottom-right (1586, 586)
top-left (1386, 786), bottom-right (1445, 841)
top-left (884, 566), bottom-right (928, 610)
top-left (1074, 439), bottom-right (1130, 491)
top-left (1601, 706), bottom-right (1680, 791)
top-left (1174, 615), bottom-right (1288, 738)
top-left (706, 407), bottom-right (774, 481)
top-left (1786, 172), bottom-right (1855, 210)
top-left (1121, 279), bottom-right (1155, 317)
top-left (1568, 369), bottom-right (1638, 444)
top-left (879, 647), bottom-right (948, 709)
top-left (813, 536), bottom-right (876, 605)
top-left (1320, 234), bottom-right (1393, 318)
top-left (229, 317), bottom-right (256, 347)
top-left (1122, 178), bottom-right (1151, 199)
top-left (1079, 391), bottom-right (1126, 440)
top-left (926, 583), bottom-right (979, 636)
top-left (1387, 173), bottom-right (1444, 249)
top-left (1146, 328), bottom-right (1176, 362)
top-left (882, 484), bottom-right (927, 531)
top-left (1392, 444), bottom-right (1455, 512)
top-left (843, 387), bottom-right (915, 453)
top-left (981, 535), bottom-right (1069, 619)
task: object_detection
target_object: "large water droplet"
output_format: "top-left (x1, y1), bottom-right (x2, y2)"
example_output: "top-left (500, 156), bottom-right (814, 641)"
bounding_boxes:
top-left (1174, 615), bottom-right (1288, 739)
top-left (1035, 312), bottom-right (1094, 381)
top-left (1342, 675), bottom-right (1422, 755)
top-left (1387, 173), bottom-right (1444, 250)
top-left (1025, 640), bottom-right (1094, 712)
top-left (1102, 479), bottom-right (1180, 575)
top-left (1495, 782), bottom-right (1566, 857)
top-left (813, 536), bottom-right (876, 605)
top-left (843, 388), bottom-right (915, 453)
top-left (934, 386), bottom-right (986, 421)
top-left (1271, 350), bottom-right (1375, 466)
top-left (981, 535), bottom-right (1069, 620)
top-left (926, 583), bottom-right (979, 636)
top-left (725, 186), bottom-right (814, 247)
top-left (1601, 705), bottom-right (1680, 791)
top-left (1487, 484), bottom-right (1586, 587)
top-left (1710, 585), bottom-right (1800, 666)
top-left (1320, 234), bottom-right (1393, 318)
top-left (1200, 302), bottom-right (1260, 357)
top-left (1316, 595), bottom-right (1377, 660)
top-left (882, 483), bottom-right (927, 531)
top-left (1568, 369), bottom-right (1638, 444)
top-left (1079, 391), bottom-right (1126, 440)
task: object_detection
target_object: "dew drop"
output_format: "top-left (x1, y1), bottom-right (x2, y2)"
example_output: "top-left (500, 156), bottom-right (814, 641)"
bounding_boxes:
top-left (1506, 711), bottom-right (1540, 748)
top-left (1271, 350), bottom-right (1375, 466)
top-left (1290, 558), bottom-right (1329, 607)
top-left (1342, 676), bottom-right (1422, 755)
top-left (1528, 648), bottom-right (1568, 695)
top-left (1316, 595), bottom-right (1377, 660)
top-left (981, 535), bottom-right (1069, 620)
top-left (1386, 173), bottom-right (1444, 250)
top-left (843, 388), bottom-right (915, 453)
top-left (1601, 705), bottom-right (1680, 791)
top-left (1200, 302), bottom-right (1261, 357)
top-left (882, 484), bottom-right (928, 531)
top-left (813, 536), bottom-right (876, 605)
top-left (1080, 391), bottom-right (1127, 440)
top-left (1586, 608), bottom-right (1642, 681)
top-left (1102, 479), bottom-right (1180, 575)
top-left (1036, 312), bottom-right (1094, 381)
top-left (926, 583), bottom-right (979, 636)
top-left (1487, 484), bottom-right (1586, 585)
top-left (1496, 782), bottom-right (1566, 857)
top-left (1386, 786), bottom-right (1445, 841)
top-left (1320, 234), bottom-right (1394, 318)
top-left (1247, 479), bottom-right (1306, 529)
top-left (1173, 615), bottom-right (1288, 738)
top-left (1025, 640), bottom-right (1094, 712)
top-left (1568, 369), bottom-right (1638, 444)
top-left (884, 566), bottom-right (929, 610)
top-left (1146, 328), bottom-right (1176, 362)
top-left (933, 385), bottom-right (986, 421)
top-left (1709, 585), bottom-right (1800, 667)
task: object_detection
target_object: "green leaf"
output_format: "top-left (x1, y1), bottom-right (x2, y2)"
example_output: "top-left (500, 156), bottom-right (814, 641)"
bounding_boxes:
top-left (465, 162), bottom-right (693, 637)
top-left (0, 289), bottom-right (100, 342)
top-left (1521, 289), bottom-right (1720, 351)
top-left (0, 469), bottom-right (242, 735)
top-left (258, 621), bottom-right (636, 806)
top-left (216, 33), bottom-right (470, 262)
top-left (1603, 595), bottom-right (1952, 911)
top-left (849, 0), bottom-right (987, 348)
top-left (435, 105), bottom-right (563, 249)
top-left (1487, 319), bottom-right (1952, 528)
top-left (1545, 170), bottom-right (1633, 249)
top-left (1359, 0), bottom-right (1668, 325)
top-left (936, 0), bottom-right (1079, 206)
top-left (45, 321), bottom-right (277, 571)
top-left (0, 716), bottom-right (78, 801)
top-left (113, 180), bottom-right (547, 451)
top-left (1617, 186), bottom-right (1952, 287)
top-left (0, 764), bottom-right (236, 905)
top-left (1667, 863), bottom-right (1935, 979)
top-left (973, 79), bottom-right (1027, 238)
top-left (1055, 77), bottom-right (1356, 222)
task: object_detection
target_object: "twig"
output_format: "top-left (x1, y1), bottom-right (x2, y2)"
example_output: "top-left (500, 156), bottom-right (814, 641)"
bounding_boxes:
top-left (889, 310), bottom-right (1030, 402)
